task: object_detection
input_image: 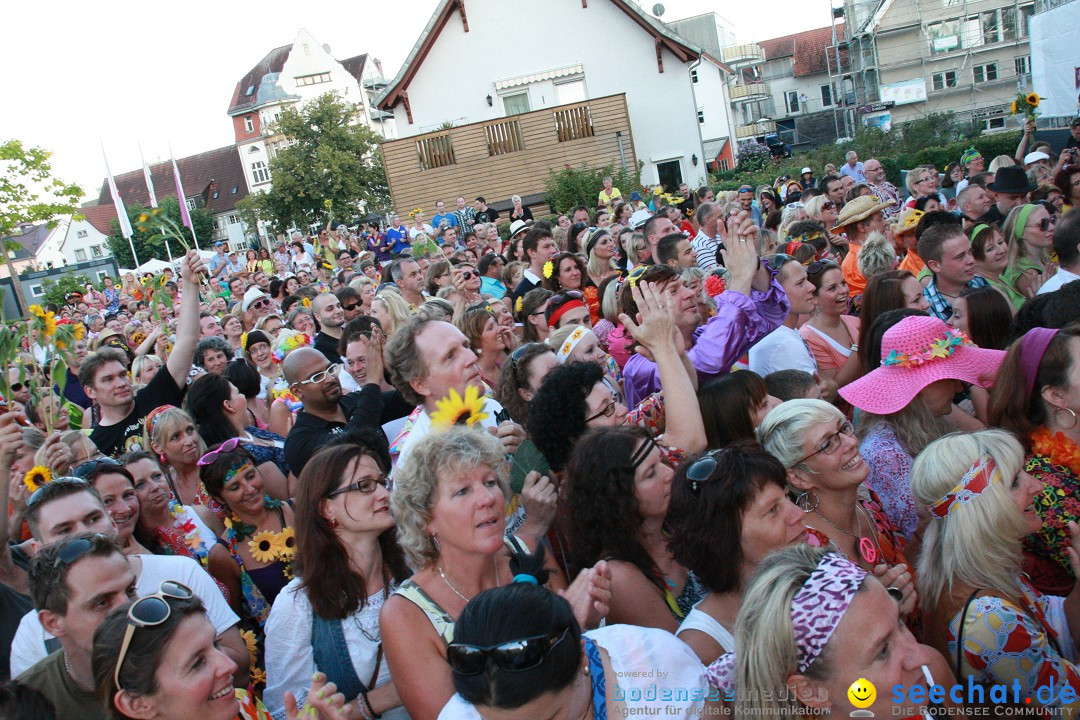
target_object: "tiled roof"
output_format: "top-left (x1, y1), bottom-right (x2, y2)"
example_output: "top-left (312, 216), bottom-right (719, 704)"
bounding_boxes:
top-left (77, 205), bottom-right (119, 236)
top-left (228, 44), bottom-right (294, 116)
top-left (96, 146), bottom-right (249, 216)
top-left (339, 53), bottom-right (368, 83)
top-left (759, 23), bottom-right (845, 78)
top-left (2, 224), bottom-right (52, 259)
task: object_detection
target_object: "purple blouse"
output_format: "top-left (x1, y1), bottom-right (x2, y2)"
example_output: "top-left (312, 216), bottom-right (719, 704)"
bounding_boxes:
top-left (859, 422), bottom-right (918, 540)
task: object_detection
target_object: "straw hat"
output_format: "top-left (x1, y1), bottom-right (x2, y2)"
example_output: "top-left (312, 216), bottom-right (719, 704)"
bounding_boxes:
top-left (832, 195), bottom-right (895, 231)
top-left (838, 316), bottom-right (1004, 415)
top-left (892, 208), bottom-right (924, 236)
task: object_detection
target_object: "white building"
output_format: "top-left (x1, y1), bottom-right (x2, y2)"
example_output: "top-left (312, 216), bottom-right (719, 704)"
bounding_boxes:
top-left (227, 29), bottom-right (397, 198)
top-left (375, 0), bottom-right (736, 191)
top-left (59, 205), bottom-right (114, 266)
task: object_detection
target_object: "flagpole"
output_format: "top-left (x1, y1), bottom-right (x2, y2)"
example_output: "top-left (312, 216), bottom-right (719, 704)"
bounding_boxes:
top-left (140, 143), bottom-right (158, 208)
top-left (169, 146), bottom-right (200, 251)
top-left (101, 141), bottom-right (141, 268)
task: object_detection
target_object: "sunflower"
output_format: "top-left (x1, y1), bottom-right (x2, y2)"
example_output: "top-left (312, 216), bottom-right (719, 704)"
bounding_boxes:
top-left (28, 305), bottom-right (45, 318)
top-left (24, 466), bottom-right (52, 493)
top-left (302, 297), bottom-right (311, 308)
top-left (241, 629), bottom-right (258, 662)
top-left (514, 296), bottom-right (524, 314)
top-left (430, 385), bottom-right (489, 430)
top-left (1026, 93), bottom-right (1040, 107)
top-left (277, 527), bottom-right (296, 558)
top-left (72, 323), bottom-right (86, 341)
top-left (543, 261), bottom-right (554, 279)
top-left (248, 531), bottom-right (279, 563)
top-left (1010, 101), bottom-right (1019, 114)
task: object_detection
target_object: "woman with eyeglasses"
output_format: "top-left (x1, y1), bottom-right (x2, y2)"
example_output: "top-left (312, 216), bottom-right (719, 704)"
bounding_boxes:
top-left (264, 441), bottom-right (410, 720)
top-left (456, 303), bottom-right (511, 391)
top-left (668, 441), bottom-right (806, 664)
top-left (93, 589), bottom-right (347, 720)
top-left (143, 405), bottom-right (222, 523)
top-left (382, 426), bottom-right (610, 720)
top-left (799, 260), bottom-right (862, 387)
top-left (757, 399), bottom-right (918, 621)
top-left (441, 554), bottom-right (711, 720)
top-left (244, 330), bottom-right (278, 402)
top-left (425, 260), bottom-right (452, 297)
top-left (1003, 204), bottom-right (1058, 299)
top-left (518, 287), bottom-right (552, 343)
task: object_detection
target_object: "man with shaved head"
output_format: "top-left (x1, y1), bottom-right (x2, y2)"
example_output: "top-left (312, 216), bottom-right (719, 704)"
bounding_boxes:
top-left (282, 347), bottom-right (412, 473)
top-left (311, 293), bottom-right (346, 365)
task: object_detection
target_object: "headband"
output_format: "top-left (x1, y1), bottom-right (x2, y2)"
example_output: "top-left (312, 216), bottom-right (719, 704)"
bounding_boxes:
top-left (785, 241), bottom-right (804, 255)
top-left (585, 228), bottom-right (612, 257)
top-left (1013, 204), bottom-right (1037, 241)
top-left (555, 326), bottom-right (588, 362)
top-left (960, 147), bottom-right (982, 165)
top-left (706, 553), bottom-right (867, 693)
top-left (145, 405), bottom-right (177, 440)
top-left (548, 299), bottom-right (587, 329)
top-left (1019, 327), bottom-right (1059, 398)
top-left (929, 457), bottom-right (1002, 518)
top-left (968, 224), bottom-right (991, 244)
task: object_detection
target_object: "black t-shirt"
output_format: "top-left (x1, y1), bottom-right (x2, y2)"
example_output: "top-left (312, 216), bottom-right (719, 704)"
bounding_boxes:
top-left (476, 208), bottom-right (500, 224)
top-left (0, 571), bottom-right (32, 681)
top-left (509, 275), bottom-right (540, 311)
top-left (510, 207), bottom-right (534, 222)
top-left (90, 366), bottom-right (184, 458)
top-left (313, 332), bottom-right (343, 365)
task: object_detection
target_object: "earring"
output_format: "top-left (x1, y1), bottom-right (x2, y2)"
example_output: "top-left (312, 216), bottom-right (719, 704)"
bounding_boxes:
top-left (159, 454), bottom-right (168, 467)
top-left (328, 517), bottom-right (339, 528)
top-left (795, 490), bottom-right (820, 514)
top-left (432, 533), bottom-right (441, 551)
top-left (1055, 407), bottom-right (1078, 431)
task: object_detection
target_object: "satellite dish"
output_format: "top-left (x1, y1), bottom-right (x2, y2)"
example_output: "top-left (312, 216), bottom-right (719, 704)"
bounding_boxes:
top-left (652, 3), bottom-right (665, 17)
top-left (323, 44), bottom-right (332, 55)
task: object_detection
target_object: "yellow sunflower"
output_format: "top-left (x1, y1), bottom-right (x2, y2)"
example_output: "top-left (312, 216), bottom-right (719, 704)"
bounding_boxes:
top-left (29, 305), bottom-right (45, 318)
top-left (1010, 101), bottom-right (1019, 114)
top-left (251, 667), bottom-right (267, 687)
top-left (240, 629), bottom-right (258, 662)
top-left (543, 261), bottom-right (554, 279)
top-left (40, 311), bottom-right (58, 337)
top-left (72, 323), bottom-right (86, 341)
top-left (430, 385), bottom-right (489, 430)
top-left (248, 531), bottom-right (279, 563)
top-left (1026, 93), bottom-right (1040, 107)
top-left (301, 297), bottom-right (311, 308)
top-left (24, 466), bottom-right (52, 493)
top-left (277, 527), bottom-right (296, 558)
top-left (515, 296), bottom-right (524, 314)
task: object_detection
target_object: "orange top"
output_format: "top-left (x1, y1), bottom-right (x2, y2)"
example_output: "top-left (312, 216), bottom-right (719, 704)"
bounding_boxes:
top-left (898, 249), bottom-right (926, 276)
top-left (841, 245), bottom-right (867, 295)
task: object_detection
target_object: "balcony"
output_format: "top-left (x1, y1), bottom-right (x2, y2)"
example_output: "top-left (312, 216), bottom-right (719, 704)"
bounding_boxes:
top-left (736, 120), bottom-right (776, 140)
top-left (721, 43), bottom-right (766, 69)
top-left (363, 76), bottom-right (388, 90)
top-left (731, 82), bottom-right (771, 103)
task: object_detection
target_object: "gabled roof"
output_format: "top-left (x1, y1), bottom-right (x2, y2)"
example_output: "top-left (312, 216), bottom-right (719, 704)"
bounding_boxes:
top-left (228, 44), bottom-right (298, 116)
top-left (96, 146), bottom-right (250, 216)
top-left (3, 223), bottom-right (52, 259)
top-left (376, 0), bottom-right (702, 110)
top-left (759, 22), bottom-right (845, 78)
top-left (339, 53), bottom-right (368, 84)
top-left (75, 205), bottom-right (117, 236)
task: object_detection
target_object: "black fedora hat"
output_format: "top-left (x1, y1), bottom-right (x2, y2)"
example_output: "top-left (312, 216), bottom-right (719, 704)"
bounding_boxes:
top-left (987, 165), bottom-right (1036, 195)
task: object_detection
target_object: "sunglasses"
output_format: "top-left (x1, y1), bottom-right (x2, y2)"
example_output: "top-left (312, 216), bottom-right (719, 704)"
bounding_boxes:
top-left (72, 457), bottom-right (124, 480)
top-left (296, 363), bottom-right (342, 386)
top-left (821, 201), bottom-right (835, 210)
top-left (52, 534), bottom-right (106, 568)
top-left (325, 474), bottom-right (388, 498)
top-left (806, 260), bottom-right (839, 276)
top-left (460, 270), bottom-right (475, 280)
top-left (197, 437), bottom-right (242, 466)
top-left (27, 477), bottom-right (88, 508)
top-left (114, 581), bottom-right (195, 692)
top-left (1034, 216), bottom-right (1056, 231)
top-left (767, 253), bottom-right (795, 271)
top-left (552, 290), bottom-right (584, 303)
top-left (447, 627), bottom-right (570, 676)
top-left (342, 303), bottom-right (359, 312)
top-left (684, 449), bottom-right (729, 493)
top-left (250, 299), bottom-right (270, 310)
top-left (9, 383), bottom-right (23, 393)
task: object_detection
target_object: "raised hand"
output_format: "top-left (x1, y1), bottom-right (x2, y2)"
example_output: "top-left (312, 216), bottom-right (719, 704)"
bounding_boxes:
top-left (518, 471), bottom-right (558, 540)
top-left (558, 560), bottom-right (612, 630)
top-left (285, 673), bottom-right (359, 720)
top-left (617, 281), bottom-right (676, 354)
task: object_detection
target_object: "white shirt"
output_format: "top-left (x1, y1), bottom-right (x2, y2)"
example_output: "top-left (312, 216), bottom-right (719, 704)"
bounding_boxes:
top-left (263, 578), bottom-right (407, 720)
top-left (691, 229), bottom-right (722, 272)
top-left (1037, 266), bottom-right (1080, 295)
top-left (748, 325), bottom-right (818, 377)
top-left (9, 554), bottom-right (238, 677)
top-left (394, 397), bottom-right (504, 471)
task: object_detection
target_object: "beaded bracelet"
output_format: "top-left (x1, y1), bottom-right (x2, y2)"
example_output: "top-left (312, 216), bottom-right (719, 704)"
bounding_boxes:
top-left (360, 691), bottom-right (381, 720)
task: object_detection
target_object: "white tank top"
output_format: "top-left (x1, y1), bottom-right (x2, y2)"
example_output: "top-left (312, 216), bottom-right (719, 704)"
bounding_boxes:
top-left (676, 604), bottom-right (736, 654)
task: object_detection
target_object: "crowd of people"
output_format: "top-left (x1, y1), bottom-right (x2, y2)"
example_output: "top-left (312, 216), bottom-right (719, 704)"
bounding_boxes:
top-left (2, 120), bottom-right (1080, 719)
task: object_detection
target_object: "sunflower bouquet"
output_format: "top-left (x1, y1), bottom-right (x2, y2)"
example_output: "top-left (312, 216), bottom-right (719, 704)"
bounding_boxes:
top-left (134, 206), bottom-right (191, 253)
top-left (1011, 91), bottom-right (1042, 121)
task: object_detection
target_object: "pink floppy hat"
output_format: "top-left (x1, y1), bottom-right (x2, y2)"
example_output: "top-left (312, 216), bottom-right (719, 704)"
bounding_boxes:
top-left (839, 316), bottom-right (1005, 415)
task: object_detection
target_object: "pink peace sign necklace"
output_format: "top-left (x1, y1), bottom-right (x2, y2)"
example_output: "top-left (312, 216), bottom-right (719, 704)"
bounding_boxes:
top-left (814, 505), bottom-right (880, 565)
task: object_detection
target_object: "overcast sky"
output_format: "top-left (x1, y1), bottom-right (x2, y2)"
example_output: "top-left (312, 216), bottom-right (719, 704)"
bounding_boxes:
top-left (3, 0), bottom-right (832, 202)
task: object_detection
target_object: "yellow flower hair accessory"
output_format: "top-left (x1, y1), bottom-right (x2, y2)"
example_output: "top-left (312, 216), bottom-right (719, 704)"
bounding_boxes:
top-left (23, 466), bottom-right (52, 494)
top-left (430, 385), bottom-right (489, 430)
top-left (515, 296), bottom-right (524, 314)
top-left (301, 297), bottom-right (311, 308)
top-left (543, 261), bottom-right (554, 279)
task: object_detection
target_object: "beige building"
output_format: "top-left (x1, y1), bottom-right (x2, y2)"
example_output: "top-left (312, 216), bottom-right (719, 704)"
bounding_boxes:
top-left (840, 0), bottom-right (1035, 133)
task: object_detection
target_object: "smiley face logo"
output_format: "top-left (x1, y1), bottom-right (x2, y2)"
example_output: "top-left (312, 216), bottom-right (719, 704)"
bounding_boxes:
top-left (847, 678), bottom-right (876, 709)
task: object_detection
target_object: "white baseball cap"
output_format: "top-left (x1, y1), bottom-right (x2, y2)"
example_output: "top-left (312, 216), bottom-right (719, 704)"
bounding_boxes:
top-left (1023, 151), bottom-right (1050, 165)
top-left (629, 209), bottom-right (653, 230)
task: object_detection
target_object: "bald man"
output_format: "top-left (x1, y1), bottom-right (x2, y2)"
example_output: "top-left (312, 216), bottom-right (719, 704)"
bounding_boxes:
top-left (282, 348), bottom-right (412, 474)
top-left (311, 293), bottom-right (347, 365)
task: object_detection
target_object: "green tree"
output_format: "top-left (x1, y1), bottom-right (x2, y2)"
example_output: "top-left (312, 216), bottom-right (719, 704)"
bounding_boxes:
top-left (544, 161), bottom-right (642, 215)
top-left (0, 140), bottom-right (84, 314)
top-left (105, 195), bottom-right (213, 268)
top-left (41, 273), bottom-right (91, 307)
top-left (237, 92), bottom-right (391, 235)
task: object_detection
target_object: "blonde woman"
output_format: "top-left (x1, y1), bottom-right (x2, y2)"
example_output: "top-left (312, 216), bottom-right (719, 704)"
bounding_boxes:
top-left (143, 405), bottom-right (220, 528)
top-left (987, 154), bottom-right (1017, 175)
top-left (805, 194), bottom-right (839, 230)
top-left (911, 429), bottom-right (1080, 711)
top-left (1002, 203), bottom-right (1058, 298)
top-left (624, 231), bottom-right (650, 270)
top-left (903, 167), bottom-right (940, 209)
top-left (582, 227), bottom-right (619, 287)
top-left (370, 289), bottom-right (412, 339)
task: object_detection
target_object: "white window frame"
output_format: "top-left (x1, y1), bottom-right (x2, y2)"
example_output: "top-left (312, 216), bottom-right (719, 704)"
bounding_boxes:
top-left (501, 91), bottom-right (531, 116)
top-left (185, 198), bottom-right (197, 212)
top-left (75, 249), bottom-right (87, 261)
top-left (244, 116), bottom-right (254, 132)
top-left (932, 70), bottom-right (958, 91)
top-left (76, 229), bottom-right (88, 238)
top-left (251, 161), bottom-right (271, 185)
top-left (973, 62), bottom-right (998, 84)
top-left (29, 285), bottom-right (44, 298)
top-left (785, 91), bottom-right (800, 114)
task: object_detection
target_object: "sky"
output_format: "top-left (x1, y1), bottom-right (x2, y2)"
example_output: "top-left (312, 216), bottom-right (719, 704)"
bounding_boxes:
top-left (2, 0), bottom-right (833, 203)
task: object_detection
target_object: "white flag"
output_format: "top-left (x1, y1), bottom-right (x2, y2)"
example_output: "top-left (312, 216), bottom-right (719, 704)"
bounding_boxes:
top-left (102, 145), bottom-right (134, 239)
top-left (140, 145), bottom-right (158, 208)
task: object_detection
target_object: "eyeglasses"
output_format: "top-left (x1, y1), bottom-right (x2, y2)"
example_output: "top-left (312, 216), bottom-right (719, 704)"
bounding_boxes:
top-left (296, 363), bottom-right (342, 386)
top-left (72, 457), bottom-right (124, 480)
top-left (447, 627), bottom-right (570, 676)
top-left (250, 299), bottom-right (269, 310)
top-left (325, 474), bottom-right (388, 498)
top-left (806, 260), bottom-right (839, 276)
top-left (792, 421), bottom-right (856, 466)
top-left (342, 303), bottom-right (359, 312)
top-left (114, 581), bottom-right (194, 692)
top-left (197, 437), bottom-right (242, 466)
top-left (786, 202), bottom-right (806, 209)
top-left (585, 394), bottom-right (619, 423)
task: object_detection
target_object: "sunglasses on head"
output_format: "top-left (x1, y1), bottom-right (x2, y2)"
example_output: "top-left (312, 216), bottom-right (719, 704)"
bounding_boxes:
top-left (27, 477), bottom-right (88, 508)
top-left (114, 581), bottom-right (194, 692)
top-left (447, 627), bottom-right (570, 676)
top-left (806, 260), bottom-right (839, 276)
top-left (684, 449), bottom-right (731, 493)
top-left (767, 253), bottom-right (795, 271)
top-left (72, 457), bottom-right (124, 480)
top-left (821, 201), bottom-right (835, 210)
top-left (197, 437), bottom-right (242, 466)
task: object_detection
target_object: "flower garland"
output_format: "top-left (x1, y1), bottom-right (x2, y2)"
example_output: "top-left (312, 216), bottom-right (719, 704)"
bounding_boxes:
top-left (1031, 427), bottom-right (1080, 479)
top-left (882, 329), bottom-right (972, 369)
top-left (271, 332), bottom-right (311, 364)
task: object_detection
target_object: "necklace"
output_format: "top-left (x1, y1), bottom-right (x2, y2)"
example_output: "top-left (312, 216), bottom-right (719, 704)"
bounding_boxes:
top-left (814, 505), bottom-right (879, 565)
top-left (439, 559), bottom-right (500, 603)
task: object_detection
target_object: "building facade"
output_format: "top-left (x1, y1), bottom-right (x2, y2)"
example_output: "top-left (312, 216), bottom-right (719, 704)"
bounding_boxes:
top-left (59, 205), bottom-right (115, 267)
top-left (375, 0), bottom-right (735, 200)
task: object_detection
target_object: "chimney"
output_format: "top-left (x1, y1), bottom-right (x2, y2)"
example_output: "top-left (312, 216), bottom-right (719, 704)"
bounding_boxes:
top-left (374, 57), bottom-right (384, 78)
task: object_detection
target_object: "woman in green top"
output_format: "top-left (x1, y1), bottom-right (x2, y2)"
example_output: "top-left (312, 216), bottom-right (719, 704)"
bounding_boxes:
top-left (1002, 203), bottom-right (1058, 299)
top-left (970, 223), bottom-right (1026, 311)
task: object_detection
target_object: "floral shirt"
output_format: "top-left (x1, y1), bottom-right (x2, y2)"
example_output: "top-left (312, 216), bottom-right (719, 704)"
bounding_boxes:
top-left (860, 423), bottom-right (918, 540)
top-left (627, 393), bottom-right (686, 468)
top-left (1024, 430), bottom-right (1080, 597)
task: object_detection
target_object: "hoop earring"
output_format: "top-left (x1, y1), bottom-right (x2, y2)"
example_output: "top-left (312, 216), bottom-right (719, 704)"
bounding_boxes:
top-left (1055, 407), bottom-right (1078, 431)
top-left (796, 490), bottom-right (820, 514)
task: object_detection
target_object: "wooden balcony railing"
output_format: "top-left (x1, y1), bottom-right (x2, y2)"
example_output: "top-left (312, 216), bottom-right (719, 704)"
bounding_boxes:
top-left (416, 133), bottom-right (456, 169)
top-left (554, 103), bottom-right (595, 142)
top-left (484, 118), bottom-right (525, 156)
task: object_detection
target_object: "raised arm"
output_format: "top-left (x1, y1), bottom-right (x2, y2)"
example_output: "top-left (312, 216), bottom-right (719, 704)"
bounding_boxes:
top-left (166, 250), bottom-right (206, 388)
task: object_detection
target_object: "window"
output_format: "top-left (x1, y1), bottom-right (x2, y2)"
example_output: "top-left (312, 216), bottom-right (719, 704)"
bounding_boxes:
top-left (228, 214), bottom-right (239, 225)
top-left (656, 160), bottom-right (683, 193)
top-left (251, 161), bottom-right (270, 184)
top-left (185, 198), bottom-right (196, 212)
top-left (76, 229), bottom-right (88, 238)
top-left (928, 20), bottom-right (961, 54)
top-left (981, 116), bottom-right (1007, 131)
top-left (691, 69), bottom-right (699, 83)
top-left (785, 91), bottom-right (800, 114)
top-left (1020, 4), bottom-right (1034, 36)
top-left (296, 72), bottom-right (331, 87)
top-left (932, 70), bottom-right (958, 91)
top-left (697, 109), bottom-right (705, 123)
top-left (75, 249), bottom-right (87, 261)
top-left (973, 63), bottom-right (998, 83)
top-left (821, 84), bottom-right (834, 107)
top-left (244, 116), bottom-right (254, 132)
top-left (555, 80), bottom-right (587, 105)
top-left (30, 285), bottom-right (44, 298)
top-left (502, 92), bottom-right (531, 116)
top-left (762, 57), bottom-right (794, 80)
top-left (91, 245), bottom-right (103, 258)
top-left (1015, 56), bottom-right (1030, 78)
